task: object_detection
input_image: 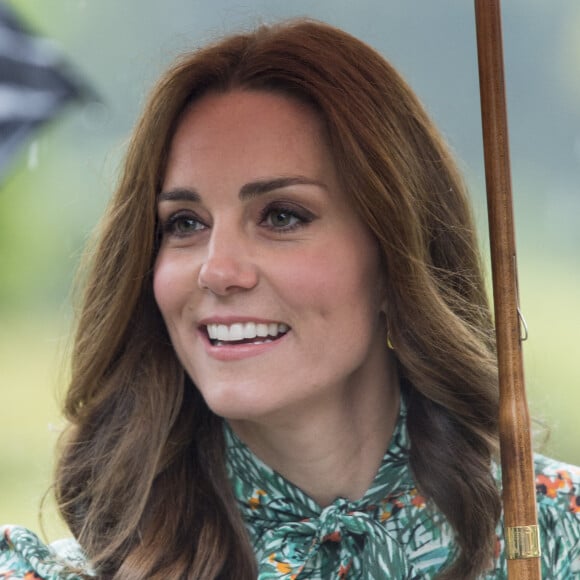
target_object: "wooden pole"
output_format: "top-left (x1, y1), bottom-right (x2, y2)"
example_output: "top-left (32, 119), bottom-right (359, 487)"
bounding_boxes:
top-left (474, 1), bottom-right (541, 578)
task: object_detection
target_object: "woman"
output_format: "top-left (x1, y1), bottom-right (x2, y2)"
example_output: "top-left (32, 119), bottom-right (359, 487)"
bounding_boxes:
top-left (1, 19), bottom-right (579, 580)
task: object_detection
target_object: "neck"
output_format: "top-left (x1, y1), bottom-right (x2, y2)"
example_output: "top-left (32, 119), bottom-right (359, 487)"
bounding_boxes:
top-left (228, 358), bottom-right (400, 507)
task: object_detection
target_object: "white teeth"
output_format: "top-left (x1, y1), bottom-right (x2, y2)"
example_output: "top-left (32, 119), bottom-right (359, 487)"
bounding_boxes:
top-left (205, 322), bottom-right (289, 343)
top-left (216, 324), bottom-right (229, 341)
top-left (229, 323), bottom-right (244, 341)
top-left (243, 322), bottom-right (256, 339)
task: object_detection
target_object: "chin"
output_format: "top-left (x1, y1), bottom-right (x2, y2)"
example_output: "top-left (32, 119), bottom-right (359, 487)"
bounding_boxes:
top-left (197, 381), bottom-right (277, 421)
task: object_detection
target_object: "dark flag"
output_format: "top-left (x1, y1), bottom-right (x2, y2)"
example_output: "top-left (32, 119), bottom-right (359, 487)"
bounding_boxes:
top-left (0, 2), bottom-right (92, 180)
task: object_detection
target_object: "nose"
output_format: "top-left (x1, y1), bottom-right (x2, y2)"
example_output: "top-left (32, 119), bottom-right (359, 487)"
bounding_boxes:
top-left (197, 227), bottom-right (259, 295)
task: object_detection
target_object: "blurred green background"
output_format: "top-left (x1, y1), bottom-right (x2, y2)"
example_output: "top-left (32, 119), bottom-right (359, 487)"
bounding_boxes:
top-left (1, 0), bottom-right (579, 542)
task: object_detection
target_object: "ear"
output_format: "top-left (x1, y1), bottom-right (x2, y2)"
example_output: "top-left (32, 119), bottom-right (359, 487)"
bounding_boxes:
top-left (378, 281), bottom-right (389, 316)
top-left (376, 268), bottom-right (389, 316)
top-left (380, 297), bottom-right (388, 315)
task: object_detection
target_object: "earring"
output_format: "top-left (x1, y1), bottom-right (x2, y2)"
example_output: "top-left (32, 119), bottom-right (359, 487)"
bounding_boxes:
top-left (387, 331), bottom-right (394, 350)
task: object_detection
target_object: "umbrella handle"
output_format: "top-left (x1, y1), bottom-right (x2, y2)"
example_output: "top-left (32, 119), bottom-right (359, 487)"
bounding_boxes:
top-left (474, 1), bottom-right (542, 578)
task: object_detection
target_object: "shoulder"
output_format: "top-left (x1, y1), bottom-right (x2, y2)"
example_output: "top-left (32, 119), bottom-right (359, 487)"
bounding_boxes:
top-left (534, 454), bottom-right (580, 576)
top-left (0, 525), bottom-right (90, 579)
top-left (535, 453), bottom-right (580, 516)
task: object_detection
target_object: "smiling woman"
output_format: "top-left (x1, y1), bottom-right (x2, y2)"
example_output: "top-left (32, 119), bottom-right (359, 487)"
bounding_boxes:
top-left (1, 18), bottom-right (579, 580)
top-left (154, 90), bottom-right (392, 432)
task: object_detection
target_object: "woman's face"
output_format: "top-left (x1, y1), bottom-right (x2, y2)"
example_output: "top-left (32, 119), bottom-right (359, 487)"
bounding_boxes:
top-left (154, 90), bottom-right (390, 423)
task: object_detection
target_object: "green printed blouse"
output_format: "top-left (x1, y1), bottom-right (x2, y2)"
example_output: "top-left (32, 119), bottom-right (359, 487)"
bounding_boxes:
top-left (2, 405), bottom-right (580, 578)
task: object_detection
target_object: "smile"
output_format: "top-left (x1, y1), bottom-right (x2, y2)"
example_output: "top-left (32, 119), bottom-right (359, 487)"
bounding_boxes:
top-left (205, 322), bottom-right (290, 346)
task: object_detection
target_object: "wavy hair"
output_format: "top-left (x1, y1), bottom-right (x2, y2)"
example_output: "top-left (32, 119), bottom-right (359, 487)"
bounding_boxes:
top-left (56, 19), bottom-right (500, 579)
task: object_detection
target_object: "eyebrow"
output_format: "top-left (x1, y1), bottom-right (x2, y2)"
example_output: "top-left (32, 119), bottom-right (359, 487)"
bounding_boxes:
top-left (157, 188), bottom-right (201, 203)
top-left (158, 176), bottom-right (326, 203)
top-left (238, 176), bottom-right (326, 199)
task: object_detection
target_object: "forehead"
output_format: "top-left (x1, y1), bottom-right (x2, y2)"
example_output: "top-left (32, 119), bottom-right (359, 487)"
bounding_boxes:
top-left (163, 90), bottom-right (335, 188)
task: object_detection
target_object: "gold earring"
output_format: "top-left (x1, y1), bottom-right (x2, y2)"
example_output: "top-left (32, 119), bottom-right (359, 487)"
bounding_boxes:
top-left (387, 332), bottom-right (394, 350)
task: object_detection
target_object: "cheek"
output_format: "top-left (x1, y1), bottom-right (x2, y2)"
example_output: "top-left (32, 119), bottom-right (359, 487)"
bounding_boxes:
top-left (278, 239), bottom-right (383, 319)
top-left (152, 253), bottom-right (192, 317)
top-left (266, 249), bottom-right (343, 319)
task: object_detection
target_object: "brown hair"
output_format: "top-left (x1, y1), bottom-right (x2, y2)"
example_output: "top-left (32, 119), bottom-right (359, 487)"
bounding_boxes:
top-left (56, 19), bottom-right (500, 579)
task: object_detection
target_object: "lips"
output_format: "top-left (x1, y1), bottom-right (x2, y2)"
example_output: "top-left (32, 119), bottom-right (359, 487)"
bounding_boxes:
top-left (204, 321), bottom-right (290, 346)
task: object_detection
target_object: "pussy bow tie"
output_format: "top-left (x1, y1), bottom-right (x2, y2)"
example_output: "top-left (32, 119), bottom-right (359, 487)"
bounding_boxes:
top-left (252, 496), bottom-right (416, 579)
top-left (224, 412), bottom-right (422, 579)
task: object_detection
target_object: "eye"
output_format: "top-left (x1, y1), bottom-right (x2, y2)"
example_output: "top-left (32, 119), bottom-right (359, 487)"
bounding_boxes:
top-left (260, 203), bottom-right (314, 232)
top-left (265, 208), bottom-right (300, 229)
top-left (162, 212), bottom-right (207, 237)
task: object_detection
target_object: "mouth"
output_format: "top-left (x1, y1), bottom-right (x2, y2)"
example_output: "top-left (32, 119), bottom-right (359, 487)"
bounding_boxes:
top-left (204, 322), bottom-right (290, 347)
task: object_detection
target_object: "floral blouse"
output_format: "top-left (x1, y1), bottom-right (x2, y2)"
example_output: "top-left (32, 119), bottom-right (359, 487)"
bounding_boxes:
top-left (2, 405), bottom-right (579, 579)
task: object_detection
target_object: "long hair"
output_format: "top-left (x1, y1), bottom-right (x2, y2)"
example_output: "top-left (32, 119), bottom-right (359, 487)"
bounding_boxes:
top-left (55, 19), bottom-right (500, 579)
